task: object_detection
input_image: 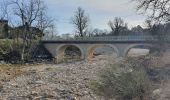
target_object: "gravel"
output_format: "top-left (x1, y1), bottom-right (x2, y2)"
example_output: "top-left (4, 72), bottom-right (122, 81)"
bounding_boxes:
top-left (0, 55), bottom-right (117, 100)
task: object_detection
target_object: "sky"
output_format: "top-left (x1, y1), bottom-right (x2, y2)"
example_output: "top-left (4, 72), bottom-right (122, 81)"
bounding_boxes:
top-left (42, 0), bottom-right (146, 34)
top-left (44, 0), bottom-right (146, 34)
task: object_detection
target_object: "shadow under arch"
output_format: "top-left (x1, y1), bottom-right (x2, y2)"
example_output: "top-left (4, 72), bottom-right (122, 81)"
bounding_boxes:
top-left (87, 44), bottom-right (119, 60)
top-left (55, 44), bottom-right (84, 63)
top-left (123, 44), bottom-right (156, 57)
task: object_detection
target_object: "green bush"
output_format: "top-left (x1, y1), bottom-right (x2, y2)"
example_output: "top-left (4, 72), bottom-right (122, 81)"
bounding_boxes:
top-left (0, 39), bottom-right (13, 54)
top-left (0, 38), bottom-right (45, 63)
top-left (91, 61), bottom-right (151, 100)
top-left (0, 39), bottom-right (22, 62)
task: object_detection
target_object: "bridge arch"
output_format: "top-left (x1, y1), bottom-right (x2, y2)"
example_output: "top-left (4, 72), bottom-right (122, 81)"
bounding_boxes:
top-left (55, 44), bottom-right (85, 63)
top-left (123, 44), bottom-right (154, 57)
top-left (87, 44), bottom-right (119, 60)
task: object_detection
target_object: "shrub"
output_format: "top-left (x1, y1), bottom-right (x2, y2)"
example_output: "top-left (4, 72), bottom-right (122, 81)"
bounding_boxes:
top-left (91, 61), bottom-right (151, 100)
top-left (0, 39), bottom-right (13, 54)
top-left (3, 50), bottom-right (21, 63)
top-left (0, 39), bottom-right (22, 63)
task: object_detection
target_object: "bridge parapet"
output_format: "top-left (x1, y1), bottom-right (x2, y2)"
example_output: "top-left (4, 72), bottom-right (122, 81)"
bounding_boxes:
top-left (42, 35), bottom-right (170, 42)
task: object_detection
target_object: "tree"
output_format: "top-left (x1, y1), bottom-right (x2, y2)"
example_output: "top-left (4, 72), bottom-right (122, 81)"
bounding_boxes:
top-left (37, 10), bottom-right (55, 38)
top-left (71, 7), bottom-right (90, 37)
top-left (92, 28), bottom-right (108, 36)
top-left (134, 0), bottom-right (170, 51)
top-left (145, 19), bottom-right (164, 36)
top-left (11, 0), bottom-right (45, 61)
top-left (1, 0), bottom-right (54, 62)
top-left (93, 28), bottom-right (103, 36)
top-left (108, 17), bottom-right (128, 36)
top-left (135, 0), bottom-right (170, 22)
top-left (131, 25), bottom-right (144, 35)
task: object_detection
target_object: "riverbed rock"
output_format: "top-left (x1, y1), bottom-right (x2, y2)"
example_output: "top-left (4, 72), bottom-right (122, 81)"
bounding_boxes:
top-left (0, 55), bottom-right (116, 100)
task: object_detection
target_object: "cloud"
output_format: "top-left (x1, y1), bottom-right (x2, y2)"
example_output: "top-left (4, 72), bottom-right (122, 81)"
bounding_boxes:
top-left (46, 0), bottom-right (137, 13)
top-left (43, 0), bottom-right (146, 33)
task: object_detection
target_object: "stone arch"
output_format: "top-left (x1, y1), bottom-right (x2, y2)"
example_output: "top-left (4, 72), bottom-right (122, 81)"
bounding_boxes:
top-left (87, 44), bottom-right (119, 60)
top-left (123, 44), bottom-right (154, 57)
top-left (55, 44), bottom-right (85, 63)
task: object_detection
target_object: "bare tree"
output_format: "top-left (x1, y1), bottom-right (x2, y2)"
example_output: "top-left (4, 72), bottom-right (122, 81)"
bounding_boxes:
top-left (11, 0), bottom-right (45, 26)
top-left (134, 0), bottom-right (170, 22)
top-left (71, 7), bottom-right (90, 37)
top-left (131, 25), bottom-right (144, 35)
top-left (108, 17), bottom-right (128, 36)
top-left (92, 28), bottom-right (108, 36)
top-left (37, 10), bottom-right (55, 37)
top-left (134, 0), bottom-right (170, 51)
top-left (1, 0), bottom-right (53, 62)
top-left (145, 19), bottom-right (156, 35)
top-left (11, 0), bottom-right (43, 61)
top-left (145, 19), bottom-right (153, 29)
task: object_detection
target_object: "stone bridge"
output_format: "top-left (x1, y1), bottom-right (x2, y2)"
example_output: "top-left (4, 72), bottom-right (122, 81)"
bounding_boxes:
top-left (41, 35), bottom-right (169, 63)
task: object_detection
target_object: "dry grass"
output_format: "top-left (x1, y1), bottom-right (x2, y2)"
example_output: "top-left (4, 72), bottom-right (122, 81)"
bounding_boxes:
top-left (0, 64), bottom-right (25, 82)
top-left (146, 50), bottom-right (170, 68)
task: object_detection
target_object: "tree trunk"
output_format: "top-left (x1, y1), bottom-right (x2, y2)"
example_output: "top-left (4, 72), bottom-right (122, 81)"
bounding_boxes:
top-left (21, 45), bottom-right (25, 63)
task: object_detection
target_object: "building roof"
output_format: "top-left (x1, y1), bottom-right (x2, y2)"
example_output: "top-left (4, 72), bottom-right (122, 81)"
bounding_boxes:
top-left (0, 19), bottom-right (8, 23)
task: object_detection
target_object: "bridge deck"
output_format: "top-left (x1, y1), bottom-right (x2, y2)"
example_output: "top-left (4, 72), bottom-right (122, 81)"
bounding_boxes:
top-left (41, 40), bottom-right (160, 44)
top-left (42, 35), bottom-right (170, 44)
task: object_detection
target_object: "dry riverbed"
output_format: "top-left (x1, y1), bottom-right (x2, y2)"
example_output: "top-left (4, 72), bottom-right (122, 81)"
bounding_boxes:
top-left (0, 49), bottom-right (170, 100)
top-left (0, 55), bottom-right (119, 100)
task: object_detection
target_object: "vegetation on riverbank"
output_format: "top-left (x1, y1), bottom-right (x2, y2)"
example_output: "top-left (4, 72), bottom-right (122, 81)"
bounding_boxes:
top-left (91, 58), bottom-right (151, 100)
top-left (90, 51), bottom-right (170, 100)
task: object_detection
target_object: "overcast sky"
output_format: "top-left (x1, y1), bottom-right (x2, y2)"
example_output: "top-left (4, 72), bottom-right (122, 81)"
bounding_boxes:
top-left (44, 0), bottom-right (146, 34)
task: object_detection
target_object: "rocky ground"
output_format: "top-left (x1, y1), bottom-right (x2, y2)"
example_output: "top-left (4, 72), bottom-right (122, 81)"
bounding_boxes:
top-left (0, 49), bottom-right (170, 100)
top-left (0, 55), bottom-right (120, 100)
